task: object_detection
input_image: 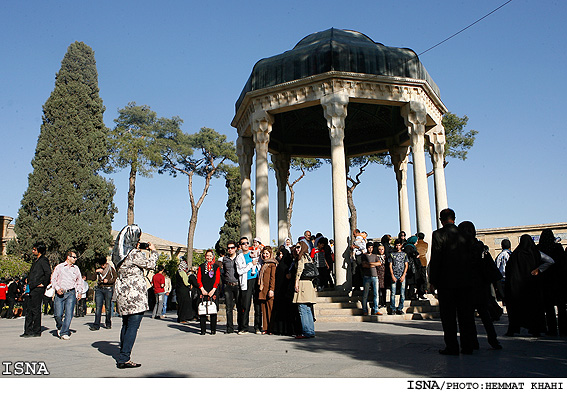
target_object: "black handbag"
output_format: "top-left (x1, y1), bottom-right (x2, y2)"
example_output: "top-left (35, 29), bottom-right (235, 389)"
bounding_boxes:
top-left (300, 256), bottom-right (319, 280)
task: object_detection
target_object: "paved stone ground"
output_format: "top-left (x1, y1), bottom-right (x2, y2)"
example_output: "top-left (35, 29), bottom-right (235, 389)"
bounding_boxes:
top-left (1, 311), bottom-right (567, 380)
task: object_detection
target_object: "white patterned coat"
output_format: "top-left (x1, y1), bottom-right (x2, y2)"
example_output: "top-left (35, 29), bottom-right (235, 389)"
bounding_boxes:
top-left (115, 249), bottom-right (158, 315)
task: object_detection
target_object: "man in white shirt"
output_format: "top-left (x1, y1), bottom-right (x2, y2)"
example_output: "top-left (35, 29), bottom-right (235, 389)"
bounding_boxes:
top-left (51, 251), bottom-right (83, 340)
top-left (494, 239), bottom-right (512, 301)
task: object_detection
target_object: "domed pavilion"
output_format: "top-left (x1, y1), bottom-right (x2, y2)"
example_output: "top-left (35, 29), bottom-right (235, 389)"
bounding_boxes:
top-left (232, 28), bottom-right (448, 289)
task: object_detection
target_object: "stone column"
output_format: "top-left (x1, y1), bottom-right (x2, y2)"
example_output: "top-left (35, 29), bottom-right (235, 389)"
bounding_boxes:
top-left (0, 216), bottom-right (13, 256)
top-left (402, 101), bottom-right (433, 242)
top-left (321, 92), bottom-right (350, 290)
top-left (236, 136), bottom-right (254, 240)
top-left (389, 146), bottom-right (411, 235)
top-left (427, 125), bottom-right (449, 229)
top-left (271, 152), bottom-right (291, 246)
top-left (252, 111), bottom-right (274, 246)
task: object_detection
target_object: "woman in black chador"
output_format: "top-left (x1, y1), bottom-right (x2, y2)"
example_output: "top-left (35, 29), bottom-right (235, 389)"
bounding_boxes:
top-left (537, 229), bottom-right (567, 336)
top-left (175, 261), bottom-right (194, 323)
top-left (505, 234), bottom-right (555, 337)
top-left (458, 221), bottom-right (502, 349)
top-left (271, 246), bottom-right (295, 336)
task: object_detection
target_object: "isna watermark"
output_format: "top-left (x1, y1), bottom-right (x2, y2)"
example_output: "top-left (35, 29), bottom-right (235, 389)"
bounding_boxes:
top-left (2, 361), bottom-right (50, 376)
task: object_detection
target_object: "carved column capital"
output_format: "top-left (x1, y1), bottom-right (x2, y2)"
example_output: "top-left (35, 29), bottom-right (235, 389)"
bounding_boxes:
top-left (426, 125), bottom-right (446, 168)
top-left (402, 101), bottom-right (427, 147)
top-left (271, 153), bottom-right (290, 191)
top-left (236, 135), bottom-right (254, 179)
top-left (321, 92), bottom-right (349, 145)
top-left (389, 145), bottom-right (410, 185)
top-left (252, 111), bottom-right (273, 153)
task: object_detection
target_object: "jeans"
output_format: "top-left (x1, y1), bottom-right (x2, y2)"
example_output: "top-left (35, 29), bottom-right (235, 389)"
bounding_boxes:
top-left (162, 294), bottom-right (168, 316)
top-left (224, 283), bottom-right (239, 333)
top-left (152, 292), bottom-right (165, 318)
top-left (390, 278), bottom-right (406, 311)
top-left (297, 303), bottom-right (315, 337)
top-left (94, 286), bottom-right (113, 328)
top-left (362, 276), bottom-right (379, 314)
top-left (118, 312), bottom-right (144, 364)
top-left (54, 289), bottom-right (77, 336)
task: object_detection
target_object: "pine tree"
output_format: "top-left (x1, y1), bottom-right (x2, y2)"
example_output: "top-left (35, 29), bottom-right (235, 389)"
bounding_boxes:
top-left (14, 41), bottom-right (116, 268)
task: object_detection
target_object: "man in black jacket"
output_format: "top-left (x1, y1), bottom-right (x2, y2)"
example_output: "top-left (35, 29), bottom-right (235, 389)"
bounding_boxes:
top-left (429, 208), bottom-right (475, 355)
top-left (21, 242), bottom-right (51, 337)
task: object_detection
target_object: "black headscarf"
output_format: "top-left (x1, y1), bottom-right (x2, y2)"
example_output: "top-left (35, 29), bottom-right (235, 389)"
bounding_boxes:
top-left (112, 224), bottom-right (142, 267)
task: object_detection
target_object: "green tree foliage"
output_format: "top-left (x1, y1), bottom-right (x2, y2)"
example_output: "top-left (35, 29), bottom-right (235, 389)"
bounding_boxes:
top-left (440, 112), bottom-right (478, 164)
top-left (108, 103), bottom-right (183, 225)
top-left (13, 41), bottom-right (116, 269)
top-left (156, 253), bottom-right (179, 286)
top-left (158, 127), bottom-right (237, 265)
top-left (0, 255), bottom-right (31, 279)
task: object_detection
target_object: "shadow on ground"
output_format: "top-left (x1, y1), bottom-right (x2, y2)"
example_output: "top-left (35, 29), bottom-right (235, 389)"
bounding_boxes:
top-left (286, 326), bottom-right (567, 377)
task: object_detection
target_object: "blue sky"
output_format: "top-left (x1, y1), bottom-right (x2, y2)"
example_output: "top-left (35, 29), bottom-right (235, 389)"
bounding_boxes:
top-left (1, 0), bottom-right (565, 249)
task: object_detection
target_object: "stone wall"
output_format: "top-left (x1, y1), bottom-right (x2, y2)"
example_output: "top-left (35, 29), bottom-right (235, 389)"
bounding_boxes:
top-left (476, 222), bottom-right (567, 259)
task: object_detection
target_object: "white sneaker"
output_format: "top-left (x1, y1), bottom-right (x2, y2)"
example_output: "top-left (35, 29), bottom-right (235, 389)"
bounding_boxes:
top-left (60, 334), bottom-right (70, 340)
top-left (237, 331), bottom-right (248, 335)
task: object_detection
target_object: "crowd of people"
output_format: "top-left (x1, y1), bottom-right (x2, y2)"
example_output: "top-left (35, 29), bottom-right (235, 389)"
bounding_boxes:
top-left (5, 216), bottom-right (567, 368)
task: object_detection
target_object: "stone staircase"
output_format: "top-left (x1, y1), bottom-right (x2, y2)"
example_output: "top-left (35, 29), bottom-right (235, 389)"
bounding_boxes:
top-left (314, 289), bottom-right (440, 322)
top-left (216, 289), bottom-right (440, 323)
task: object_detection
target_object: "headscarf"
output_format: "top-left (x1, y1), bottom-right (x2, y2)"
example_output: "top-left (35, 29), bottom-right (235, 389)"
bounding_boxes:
top-left (406, 235), bottom-right (418, 246)
top-left (284, 237), bottom-right (292, 253)
top-left (405, 235), bottom-right (418, 253)
top-left (538, 229), bottom-right (557, 255)
top-left (112, 224), bottom-right (142, 267)
top-left (178, 261), bottom-right (189, 273)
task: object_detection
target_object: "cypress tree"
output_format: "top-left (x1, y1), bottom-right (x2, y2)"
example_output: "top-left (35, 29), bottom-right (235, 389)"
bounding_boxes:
top-left (216, 166), bottom-right (255, 251)
top-left (14, 41), bottom-right (116, 269)
top-left (217, 166), bottom-right (241, 250)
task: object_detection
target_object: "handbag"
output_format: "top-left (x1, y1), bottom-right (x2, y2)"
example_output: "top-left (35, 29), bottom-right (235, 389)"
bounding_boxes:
top-left (44, 284), bottom-right (54, 298)
top-left (300, 256), bottom-right (319, 280)
top-left (197, 297), bottom-right (217, 315)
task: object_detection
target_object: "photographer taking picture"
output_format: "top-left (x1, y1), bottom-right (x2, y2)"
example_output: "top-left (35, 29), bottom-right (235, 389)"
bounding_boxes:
top-left (112, 225), bottom-right (158, 369)
top-left (90, 258), bottom-right (117, 331)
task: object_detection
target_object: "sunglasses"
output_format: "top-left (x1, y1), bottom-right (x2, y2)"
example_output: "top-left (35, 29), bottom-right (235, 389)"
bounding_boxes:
top-left (228, 246), bottom-right (236, 249)
top-left (240, 242), bottom-right (249, 245)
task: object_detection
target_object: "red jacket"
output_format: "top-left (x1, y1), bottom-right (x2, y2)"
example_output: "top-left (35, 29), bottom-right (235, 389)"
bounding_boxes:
top-left (152, 272), bottom-right (165, 293)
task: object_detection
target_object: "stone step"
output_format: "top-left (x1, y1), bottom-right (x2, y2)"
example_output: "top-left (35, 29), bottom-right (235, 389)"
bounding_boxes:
top-left (212, 292), bottom-right (441, 323)
top-left (314, 312), bottom-right (440, 323)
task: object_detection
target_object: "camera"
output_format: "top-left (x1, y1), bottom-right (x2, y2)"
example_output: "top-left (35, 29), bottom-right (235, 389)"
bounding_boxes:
top-left (139, 242), bottom-right (150, 250)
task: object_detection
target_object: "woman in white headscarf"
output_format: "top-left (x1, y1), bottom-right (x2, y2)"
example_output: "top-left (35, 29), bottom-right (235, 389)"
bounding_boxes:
top-left (113, 224), bottom-right (158, 369)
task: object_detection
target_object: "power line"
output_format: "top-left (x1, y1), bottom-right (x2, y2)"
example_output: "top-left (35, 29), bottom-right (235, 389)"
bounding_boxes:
top-left (418, 0), bottom-right (514, 57)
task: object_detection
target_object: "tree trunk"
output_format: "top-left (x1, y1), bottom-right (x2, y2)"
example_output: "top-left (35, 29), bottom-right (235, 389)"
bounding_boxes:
top-left (127, 164), bottom-right (136, 225)
top-left (185, 164), bottom-right (216, 266)
top-left (347, 185), bottom-right (357, 241)
top-left (186, 204), bottom-right (198, 266)
top-left (286, 181), bottom-right (294, 240)
top-left (286, 167), bottom-right (307, 242)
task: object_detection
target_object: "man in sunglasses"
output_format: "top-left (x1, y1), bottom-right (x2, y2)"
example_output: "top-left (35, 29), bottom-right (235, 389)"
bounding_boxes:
top-left (235, 237), bottom-right (262, 334)
top-left (222, 241), bottom-right (240, 334)
top-left (51, 251), bottom-right (83, 340)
